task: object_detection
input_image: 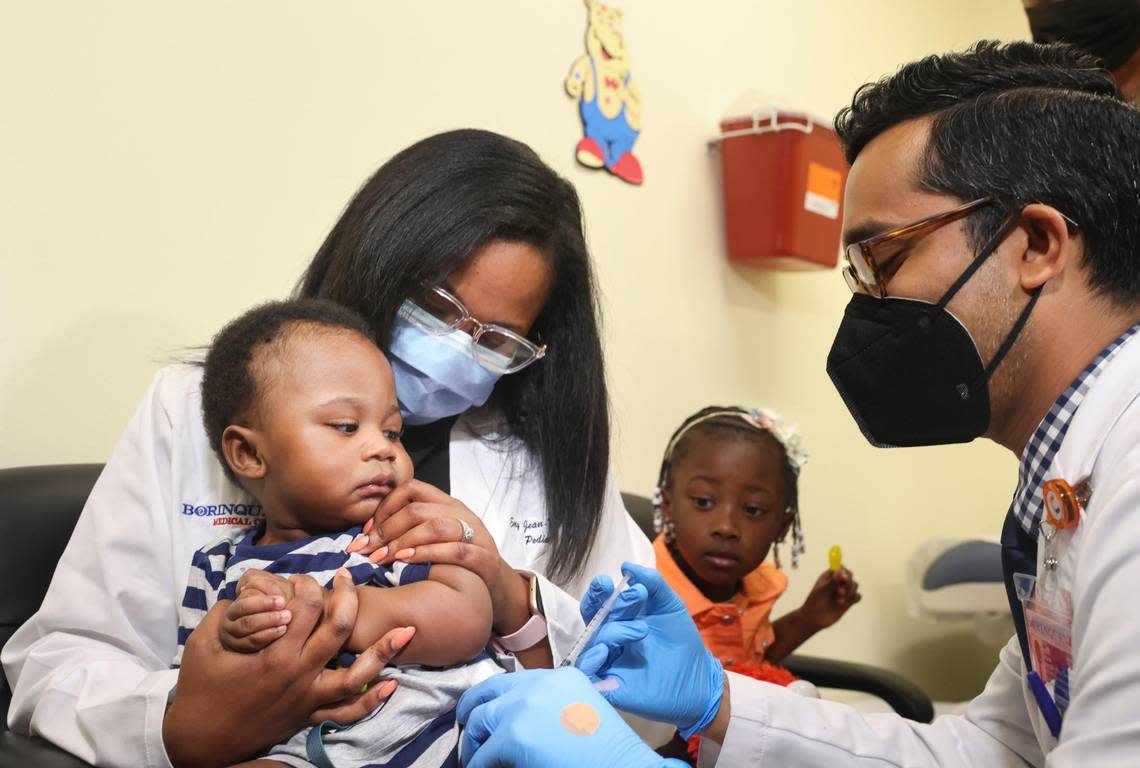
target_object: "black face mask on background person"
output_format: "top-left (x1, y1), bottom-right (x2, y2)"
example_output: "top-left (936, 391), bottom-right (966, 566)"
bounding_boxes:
top-left (827, 210), bottom-right (1040, 448)
top-left (1026, 0), bottom-right (1140, 71)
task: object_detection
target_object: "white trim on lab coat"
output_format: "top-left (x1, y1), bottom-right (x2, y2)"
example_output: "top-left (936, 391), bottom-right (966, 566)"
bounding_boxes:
top-left (699, 332), bottom-right (1140, 767)
top-left (1, 363), bottom-right (655, 767)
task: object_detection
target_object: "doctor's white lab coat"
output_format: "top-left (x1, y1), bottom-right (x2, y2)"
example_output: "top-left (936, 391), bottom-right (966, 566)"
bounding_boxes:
top-left (699, 333), bottom-right (1140, 767)
top-left (2, 363), bottom-right (654, 767)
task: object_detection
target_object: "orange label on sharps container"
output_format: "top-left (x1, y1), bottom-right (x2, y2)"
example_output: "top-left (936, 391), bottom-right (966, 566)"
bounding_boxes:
top-left (804, 162), bottom-right (842, 220)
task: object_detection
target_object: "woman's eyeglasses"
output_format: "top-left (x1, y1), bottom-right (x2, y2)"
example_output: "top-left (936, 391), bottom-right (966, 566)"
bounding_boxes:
top-left (401, 285), bottom-right (547, 374)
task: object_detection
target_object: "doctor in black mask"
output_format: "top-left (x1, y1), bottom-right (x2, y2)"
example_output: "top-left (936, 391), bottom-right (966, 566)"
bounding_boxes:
top-left (452, 41), bottom-right (1140, 767)
top-left (825, 181), bottom-right (1077, 448)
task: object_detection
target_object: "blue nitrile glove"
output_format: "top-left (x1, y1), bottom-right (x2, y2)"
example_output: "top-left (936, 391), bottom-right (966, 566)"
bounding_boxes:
top-left (577, 575), bottom-right (650, 661)
top-left (456, 667), bottom-right (687, 768)
top-left (576, 562), bottom-right (725, 740)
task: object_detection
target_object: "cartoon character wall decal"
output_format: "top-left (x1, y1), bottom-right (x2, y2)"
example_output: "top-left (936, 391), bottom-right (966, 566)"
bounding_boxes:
top-left (564, 0), bottom-right (643, 185)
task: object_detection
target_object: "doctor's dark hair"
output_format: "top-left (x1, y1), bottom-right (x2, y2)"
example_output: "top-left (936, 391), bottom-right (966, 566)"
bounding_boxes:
top-left (200, 299), bottom-right (376, 483)
top-left (296, 129), bottom-right (608, 581)
top-left (834, 40), bottom-right (1140, 307)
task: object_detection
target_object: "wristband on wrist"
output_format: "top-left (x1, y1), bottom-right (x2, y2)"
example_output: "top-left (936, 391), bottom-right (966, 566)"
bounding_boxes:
top-left (493, 571), bottom-right (547, 652)
top-left (530, 569), bottom-right (545, 616)
top-left (493, 613), bottom-right (548, 652)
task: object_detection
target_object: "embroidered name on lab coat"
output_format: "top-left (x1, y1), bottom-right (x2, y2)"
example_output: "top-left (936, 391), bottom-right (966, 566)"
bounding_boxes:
top-left (508, 516), bottom-right (549, 545)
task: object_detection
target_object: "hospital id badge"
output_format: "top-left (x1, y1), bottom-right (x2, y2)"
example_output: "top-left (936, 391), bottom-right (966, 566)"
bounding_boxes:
top-left (1013, 572), bottom-right (1074, 684)
top-left (1024, 596), bottom-right (1072, 684)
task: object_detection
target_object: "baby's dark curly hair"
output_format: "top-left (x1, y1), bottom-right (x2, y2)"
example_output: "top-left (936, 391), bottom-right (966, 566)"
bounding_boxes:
top-left (200, 298), bottom-right (376, 482)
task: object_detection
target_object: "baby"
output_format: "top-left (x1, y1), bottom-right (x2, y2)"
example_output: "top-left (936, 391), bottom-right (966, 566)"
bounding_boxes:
top-left (174, 298), bottom-right (500, 767)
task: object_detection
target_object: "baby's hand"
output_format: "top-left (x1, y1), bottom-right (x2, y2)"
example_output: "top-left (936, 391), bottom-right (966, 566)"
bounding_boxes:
top-left (219, 570), bottom-right (295, 652)
top-left (800, 567), bottom-right (862, 631)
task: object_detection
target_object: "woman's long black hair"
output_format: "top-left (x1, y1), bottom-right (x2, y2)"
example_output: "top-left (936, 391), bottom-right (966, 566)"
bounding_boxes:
top-left (296, 129), bottom-right (608, 582)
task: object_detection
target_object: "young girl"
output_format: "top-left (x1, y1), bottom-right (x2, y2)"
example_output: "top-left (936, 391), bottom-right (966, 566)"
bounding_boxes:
top-left (653, 406), bottom-right (861, 675)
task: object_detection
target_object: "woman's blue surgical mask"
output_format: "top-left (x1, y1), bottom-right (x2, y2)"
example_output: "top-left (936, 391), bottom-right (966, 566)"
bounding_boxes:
top-left (388, 301), bottom-right (504, 425)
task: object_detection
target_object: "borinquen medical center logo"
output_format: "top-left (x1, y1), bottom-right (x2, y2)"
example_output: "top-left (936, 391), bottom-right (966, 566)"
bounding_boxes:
top-left (181, 501), bottom-right (264, 527)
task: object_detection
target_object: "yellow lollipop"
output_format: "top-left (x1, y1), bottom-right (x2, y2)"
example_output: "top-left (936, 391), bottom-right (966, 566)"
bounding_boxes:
top-left (828, 545), bottom-right (843, 572)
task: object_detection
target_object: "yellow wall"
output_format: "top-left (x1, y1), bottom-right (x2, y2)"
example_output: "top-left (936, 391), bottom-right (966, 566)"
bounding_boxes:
top-left (2, 1), bottom-right (1031, 698)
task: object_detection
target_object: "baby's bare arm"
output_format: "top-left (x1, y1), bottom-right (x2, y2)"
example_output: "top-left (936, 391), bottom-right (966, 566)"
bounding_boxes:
top-left (344, 564), bottom-right (493, 667)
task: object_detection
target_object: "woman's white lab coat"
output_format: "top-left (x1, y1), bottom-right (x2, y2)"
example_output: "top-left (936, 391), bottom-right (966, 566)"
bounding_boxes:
top-left (2, 363), bottom-right (654, 767)
top-left (699, 335), bottom-right (1140, 767)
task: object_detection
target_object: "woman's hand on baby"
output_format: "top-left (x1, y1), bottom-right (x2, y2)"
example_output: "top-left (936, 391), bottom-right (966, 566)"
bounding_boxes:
top-left (800, 567), bottom-right (862, 630)
top-left (347, 479), bottom-right (523, 634)
top-left (165, 570), bottom-right (414, 768)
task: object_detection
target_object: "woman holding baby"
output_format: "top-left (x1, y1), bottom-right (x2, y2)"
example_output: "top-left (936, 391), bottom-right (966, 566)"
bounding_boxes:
top-left (3, 129), bottom-right (653, 767)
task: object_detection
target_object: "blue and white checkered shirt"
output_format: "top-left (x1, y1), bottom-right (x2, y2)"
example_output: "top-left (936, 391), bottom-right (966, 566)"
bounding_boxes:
top-left (1010, 324), bottom-right (1140, 535)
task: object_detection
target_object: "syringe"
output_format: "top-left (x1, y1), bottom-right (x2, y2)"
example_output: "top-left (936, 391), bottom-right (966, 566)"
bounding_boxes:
top-left (559, 573), bottom-right (632, 668)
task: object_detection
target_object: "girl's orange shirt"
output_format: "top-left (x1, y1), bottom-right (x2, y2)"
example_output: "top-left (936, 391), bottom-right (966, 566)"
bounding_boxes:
top-left (653, 534), bottom-right (787, 668)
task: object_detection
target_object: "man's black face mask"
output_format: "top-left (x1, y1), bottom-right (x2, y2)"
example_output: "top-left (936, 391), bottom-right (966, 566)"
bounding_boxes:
top-left (827, 211), bottom-right (1040, 448)
top-left (1027, 0), bottom-right (1140, 71)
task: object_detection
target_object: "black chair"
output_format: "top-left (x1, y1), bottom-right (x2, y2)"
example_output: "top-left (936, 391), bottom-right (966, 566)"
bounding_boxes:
top-left (621, 492), bottom-right (934, 723)
top-left (1, 464), bottom-right (103, 767)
